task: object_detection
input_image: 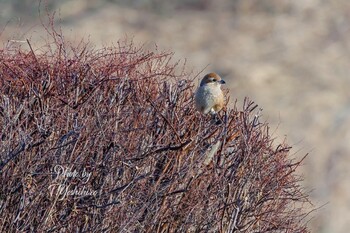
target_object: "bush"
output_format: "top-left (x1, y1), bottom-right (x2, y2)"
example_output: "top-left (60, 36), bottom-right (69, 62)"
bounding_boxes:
top-left (0, 29), bottom-right (311, 232)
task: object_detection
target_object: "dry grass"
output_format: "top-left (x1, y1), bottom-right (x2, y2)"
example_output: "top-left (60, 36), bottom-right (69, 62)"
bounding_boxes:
top-left (0, 26), bottom-right (312, 232)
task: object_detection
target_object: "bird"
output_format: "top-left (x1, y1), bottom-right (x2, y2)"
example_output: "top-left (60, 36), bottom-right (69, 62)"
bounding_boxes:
top-left (195, 73), bottom-right (226, 115)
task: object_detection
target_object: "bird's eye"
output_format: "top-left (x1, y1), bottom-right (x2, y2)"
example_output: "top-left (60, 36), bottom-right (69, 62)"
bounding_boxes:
top-left (209, 78), bottom-right (216, 82)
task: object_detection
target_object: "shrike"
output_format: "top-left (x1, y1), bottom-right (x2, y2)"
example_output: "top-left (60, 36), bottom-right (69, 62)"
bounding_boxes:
top-left (195, 73), bottom-right (225, 115)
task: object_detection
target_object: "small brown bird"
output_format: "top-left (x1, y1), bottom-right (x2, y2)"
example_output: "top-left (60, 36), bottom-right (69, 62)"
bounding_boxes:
top-left (195, 73), bottom-right (225, 114)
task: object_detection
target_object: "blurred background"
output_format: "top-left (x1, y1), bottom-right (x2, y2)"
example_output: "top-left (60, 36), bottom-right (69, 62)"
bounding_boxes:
top-left (1, 0), bottom-right (350, 232)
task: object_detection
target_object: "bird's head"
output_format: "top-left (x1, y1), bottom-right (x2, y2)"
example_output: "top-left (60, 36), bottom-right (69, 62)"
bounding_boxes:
top-left (200, 73), bottom-right (226, 87)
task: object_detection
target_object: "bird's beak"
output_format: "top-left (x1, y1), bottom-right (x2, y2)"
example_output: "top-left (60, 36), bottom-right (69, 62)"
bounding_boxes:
top-left (218, 80), bottom-right (226, 84)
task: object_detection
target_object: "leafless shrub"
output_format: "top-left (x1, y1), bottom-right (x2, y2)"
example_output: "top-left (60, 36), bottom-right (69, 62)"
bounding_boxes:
top-left (0, 26), bottom-right (312, 232)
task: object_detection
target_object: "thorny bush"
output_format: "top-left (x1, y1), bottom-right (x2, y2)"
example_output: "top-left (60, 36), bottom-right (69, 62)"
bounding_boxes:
top-left (0, 31), bottom-right (312, 232)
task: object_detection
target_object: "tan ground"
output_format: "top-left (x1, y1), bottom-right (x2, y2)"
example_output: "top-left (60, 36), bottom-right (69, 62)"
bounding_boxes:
top-left (1, 1), bottom-right (350, 232)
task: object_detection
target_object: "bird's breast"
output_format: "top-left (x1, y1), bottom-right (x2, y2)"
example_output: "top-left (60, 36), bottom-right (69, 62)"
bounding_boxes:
top-left (195, 85), bottom-right (224, 113)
